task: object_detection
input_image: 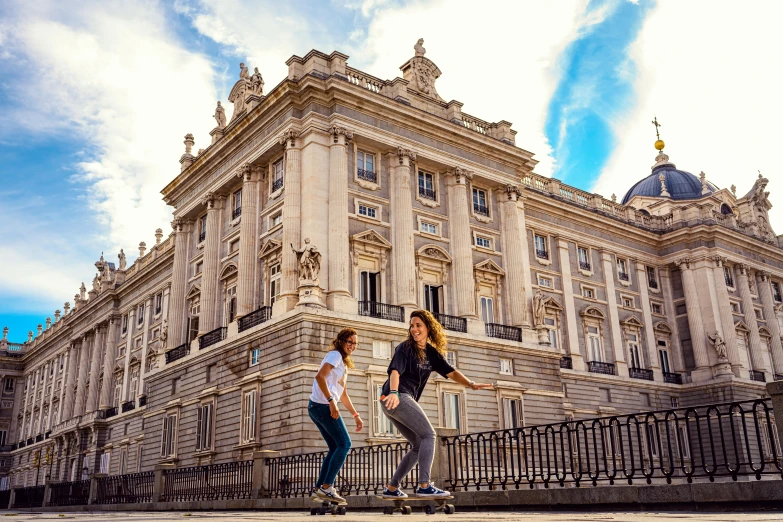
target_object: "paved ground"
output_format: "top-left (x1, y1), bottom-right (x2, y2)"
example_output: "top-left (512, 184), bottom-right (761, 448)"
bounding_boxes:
top-left (3, 511), bottom-right (781, 522)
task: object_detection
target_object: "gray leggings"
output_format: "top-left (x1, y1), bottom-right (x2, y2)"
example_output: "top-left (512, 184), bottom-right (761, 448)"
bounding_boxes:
top-left (381, 393), bottom-right (436, 487)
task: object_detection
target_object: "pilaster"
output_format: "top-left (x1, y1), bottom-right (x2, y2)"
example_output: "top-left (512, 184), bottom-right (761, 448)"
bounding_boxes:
top-left (558, 238), bottom-right (585, 371)
top-left (676, 258), bottom-right (711, 382)
top-left (737, 264), bottom-right (769, 376)
top-left (276, 129), bottom-right (302, 314)
top-left (199, 193), bottom-right (225, 334)
top-left (601, 251), bottom-right (627, 375)
top-left (99, 315), bottom-right (120, 410)
top-left (711, 256), bottom-right (745, 376)
top-left (326, 125), bottom-right (355, 313)
top-left (445, 167), bottom-right (476, 318)
top-left (73, 332), bottom-right (93, 417)
top-left (237, 164), bottom-right (261, 317)
top-left (61, 341), bottom-right (79, 420)
top-left (168, 219), bottom-right (191, 347)
top-left (757, 271), bottom-right (783, 376)
top-left (635, 261), bottom-right (661, 381)
top-left (85, 323), bottom-right (106, 413)
top-left (498, 185), bottom-right (528, 327)
top-left (389, 147), bottom-right (418, 309)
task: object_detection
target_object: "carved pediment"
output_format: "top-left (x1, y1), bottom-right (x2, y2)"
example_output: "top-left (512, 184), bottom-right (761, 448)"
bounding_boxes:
top-left (474, 259), bottom-right (505, 276)
top-left (350, 229), bottom-right (392, 249)
top-left (113, 362), bottom-right (124, 375)
top-left (734, 319), bottom-right (750, 333)
top-left (654, 321), bottom-right (672, 334)
top-left (186, 285), bottom-right (201, 300)
top-left (258, 238), bottom-right (282, 258)
top-left (129, 354), bottom-right (141, 367)
top-left (580, 306), bottom-right (606, 319)
top-left (544, 297), bottom-right (564, 311)
top-left (758, 326), bottom-right (772, 338)
top-left (417, 244), bottom-right (452, 263)
top-left (219, 263), bottom-right (238, 280)
top-left (621, 315), bottom-right (644, 329)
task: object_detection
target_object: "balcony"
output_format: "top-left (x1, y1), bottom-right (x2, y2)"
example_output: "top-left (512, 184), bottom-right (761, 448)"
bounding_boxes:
top-left (198, 230), bottom-right (206, 243)
top-left (45, 431), bottom-right (50, 439)
top-left (199, 327), bottom-right (227, 350)
top-left (433, 313), bottom-right (467, 333)
top-left (238, 306), bottom-right (272, 333)
top-left (579, 261), bottom-right (591, 271)
top-left (105, 407), bottom-right (118, 419)
top-left (357, 168), bottom-right (377, 184)
top-left (663, 372), bottom-right (683, 384)
top-left (535, 249), bottom-right (549, 260)
top-left (165, 342), bottom-right (190, 364)
top-left (750, 370), bottom-right (766, 383)
top-left (485, 323), bottom-right (522, 342)
top-left (629, 367), bottom-right (654, 381)
top-left (138, 395), bottom-right (148, 407)
top-left (35, 434), bottom-right (43, 443)
top-left (618, 271), bottom-right (630, 282)
top-left (271, 177), bottom-right (284, 192)
top-left (358, 301), bottom-right (404, 322)
top-left (560, 356), bottom-right (573, 369)
top-left (587, 361), bottom-right (615, 375)
top-left (648, 279), bottom-right (659, 290)
top-left (419, 187), bottom-right (437, 201)
top-left (121, 401), bottom-right (136, 413)
top-left (473, 203), bottom-right (489, 217)
top-left (232, 206), bottom-right (242, 220)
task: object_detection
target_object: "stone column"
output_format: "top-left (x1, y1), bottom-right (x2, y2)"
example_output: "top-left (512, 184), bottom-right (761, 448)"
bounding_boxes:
top-left (8, 376), bottom-right (23, 443)
top-left (61, 342), bottom-right (79, 420)
top-left (56, 350), bottom-right (69, 424)
top-left (28, 369), bottom-right (40, 438)
top-left (99, 316), bottom-right (120, 409)
top-left (660, 268), bottom-right (686, 372)
top-left (711, 256), bottom-right (743, 375)
top-left (676, 258), bottom-right (711, 381)
top-left (635, 261), bottom-right (662, 381)
top-left (35, 362), bottom-right (49, 435)
top-left (199, 193), bottom-right (225, 334)
top-left (45, 357), bottom-right (58, 430)
top-left (326, 126), bottom-right (354, 312)
top-left (236, 164), bottom-right (261, 318)
top-left (277, 130), bottom-right (302, 313)
top-left (168, 219), bottom-right (191, 347)
top-left (498, 185), bottom-right (528, 328)
top-left (19, 375), bottom-right (31, 441)
top-left (758, 272), bottom-right (783, 377)
top-left (73, 332), bottom-right (93, 417)
top-left (737, 264), bottom-right (769, 375)
top-left (85, 323), bottom-right (106, 413)
top-left (601, 251), bottom-right (627, 375)
top-left (389, 147), bottom-right (418, 309)
top-left (557, 239), bottom-right (585, 370)
top-left (445, 168), bottom-right (476, 319)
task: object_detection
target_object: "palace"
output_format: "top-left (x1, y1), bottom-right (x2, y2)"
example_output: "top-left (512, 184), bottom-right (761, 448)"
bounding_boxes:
top-left (2, 40), bottom-right (782, 488)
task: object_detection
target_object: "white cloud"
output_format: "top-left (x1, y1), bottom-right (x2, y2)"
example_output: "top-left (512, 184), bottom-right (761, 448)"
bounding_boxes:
top-left (595, 0), bottom-right (783, 233)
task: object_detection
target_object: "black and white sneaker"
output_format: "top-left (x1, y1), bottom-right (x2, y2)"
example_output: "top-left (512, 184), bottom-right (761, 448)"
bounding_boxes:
top-left (414, 483), bottom-right (450, 497)
top-left (382, 487), bottom-right (408, 499)
top-left (316, 486), bottom-right (346, 503)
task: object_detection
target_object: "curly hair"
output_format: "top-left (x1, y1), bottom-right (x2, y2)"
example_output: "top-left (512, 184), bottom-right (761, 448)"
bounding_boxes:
top-left (408, 309), bottom-right (448, 359)
top-left (330, 327), bottom-right (357, 369)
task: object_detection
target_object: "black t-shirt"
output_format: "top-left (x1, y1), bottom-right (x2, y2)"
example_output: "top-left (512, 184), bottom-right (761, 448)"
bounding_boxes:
top-left (381, 340), bottom-right (455, 402)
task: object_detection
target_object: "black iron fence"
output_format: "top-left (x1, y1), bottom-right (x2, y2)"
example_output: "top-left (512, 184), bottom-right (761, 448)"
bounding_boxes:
top-left (96, 471), bottom-right (154, 504)
top-left (663, 372), bottom-right (683, 384)
top-left (161, 461), bottom-right (253, 502)
top-left (13, 485), bottom-right (45, 508)
top-left (442, 398), bottom-right (782, 491)
top-left (486, 323), bottom-right (522, 342)
top-left (750, 370), bottom-right (767, 383)
top-left (560, 356), bottom-right (573, 369)
top-left (199, 327), bottom-right (226, 350)
top-left (105, 406), bottom-right (119, 418)
top-left (48, 480), bottom-right (89, 506)
top-left (165, 342), bottom-right (190, 364)
top-left (358, 301), bottom-right (404, 322)
top-left (266, 440), bottom-right (419, 498)
top-left (629, 368), bottom-right (654, 381)
top-left (434, 313), bottom-right (467, 333)
top-left (357, 168), bottom-right (377, 183)
top-left (272, 177), bottom-right (284, 192)
top-left (0, 490), bottom-right (9, 509)
top-left (419, 187), bottom-right (437, 200)
top-left (588, 361), bottom-right (615, 375)
top-left (238, 306), bottom-right (272, 332)
top-left (122, 400), bottom-right (136, 413)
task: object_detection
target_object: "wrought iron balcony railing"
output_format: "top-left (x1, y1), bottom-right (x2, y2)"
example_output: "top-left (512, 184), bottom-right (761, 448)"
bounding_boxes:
top-left (105, 407), bottom-right (119, 418)
top-left (198, 231), bottom-right (206, 243)
top-left (560, 356), bottom-right (573, 369)
top-left (485, 323), bottom-right (522, 342)
top-left (419, 187), bottom-right (437, 200)
top-left (433, 313), bottom-right (467, 333)
top-left (535, 249), bottom-right (549, 260)
top-left (272, 177), bottom-right (284, 192)
top-left (629, 367), bottom-right (654, 381)
top-left (648, 279), bottom-right (659, 289)
top-left (232, 206), bottom-right (242, 219)
top-left (121, 401), bottom-right (136, 413)
top-left (238, 306), bottom-right (272, 333)
top-left (473, 203), bottom-right (489, 217)
top-left (138, 395), bottom-right (147, 407)
top-left (618, 271), bottom-right (630, 282)
top-left (750, 370), bottom-right (766, 383)
top-left (199, 327), bottom-right (227, 350)
top-left (579, 261), bottom-right (591, 271)
top-left (587, 361), bottom-right (616, 375)
top-left (357, 168), bottom-right (377, 183)
top-left (165, 342), bottom-right (190, 364)
top-left (358, 301), bottom-right (404, 322)
top-left (663, 372), bottom-right (683, 384)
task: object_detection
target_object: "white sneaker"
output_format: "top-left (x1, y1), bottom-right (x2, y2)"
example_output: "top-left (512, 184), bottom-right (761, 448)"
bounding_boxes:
top-left (316, 486), bottom-right (346, 503)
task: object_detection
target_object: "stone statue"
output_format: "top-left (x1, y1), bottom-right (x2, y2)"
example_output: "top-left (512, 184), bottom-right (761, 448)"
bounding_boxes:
top-left (213, 101), bottom-right (226, 129)
top-left (414, 38), bottom-right (426, 57)
top-left (118, 249), bottom-right (126, 270)
top-left (92, 273), bottom-right (101, 292)
top-left (239, 62), bottom-right (249, 80)
top-left (160, 321), bottom-right (168, 347)
top-left (79, 282), bottom-right (86, 300)
top-left (291, 238), bottom-right (322, 281)
top-left (532, 290), bottom-right (547, 327)
top-left (251, 67), bottom-right (264, 95)
top-left (707, 332), bottom-right (728, 361)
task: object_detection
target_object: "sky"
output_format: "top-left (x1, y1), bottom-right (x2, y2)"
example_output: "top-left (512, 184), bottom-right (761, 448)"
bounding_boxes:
top-left (1, 0), bottom-right (782, 342)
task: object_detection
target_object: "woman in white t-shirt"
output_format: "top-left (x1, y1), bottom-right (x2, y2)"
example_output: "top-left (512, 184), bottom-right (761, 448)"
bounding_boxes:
top-left (309, 327), bottom-right (364, 502)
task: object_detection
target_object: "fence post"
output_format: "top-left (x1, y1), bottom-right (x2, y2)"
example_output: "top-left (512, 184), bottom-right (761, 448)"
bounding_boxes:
top-left (88, 473), bottom-right (106, 505)
top-left (42, 482), bottom-right (52, 508)
top-left (151, 463), bottom-right (175, 503)
top-left (252, 450), bottom-right (280, 498)
top-left (8, 488), bottom-right (15, 509)
top-left (766, 381), bottom-right (783, 450)
top-left (432, 428), bottom-right (458, 488)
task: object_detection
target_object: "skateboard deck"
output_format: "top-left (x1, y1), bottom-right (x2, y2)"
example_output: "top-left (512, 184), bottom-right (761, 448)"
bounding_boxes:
top-left (310, 497), bottom-right (348, 516)
top-left (376, 495), bottom-right (456, 515)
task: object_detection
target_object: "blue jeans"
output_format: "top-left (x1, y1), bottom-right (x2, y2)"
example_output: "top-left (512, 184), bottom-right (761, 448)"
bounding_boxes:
top-left (308, 400), bottom-right (352, 487)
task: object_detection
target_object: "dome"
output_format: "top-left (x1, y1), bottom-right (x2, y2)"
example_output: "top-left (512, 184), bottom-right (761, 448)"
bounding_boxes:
top-left (621, 152), bottom-right (718, 204)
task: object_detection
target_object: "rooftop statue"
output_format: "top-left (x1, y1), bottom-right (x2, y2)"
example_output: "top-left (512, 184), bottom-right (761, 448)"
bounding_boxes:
top-left (251, 67), bottom-right (264, 95)
top-left (214, 101), bottom-right (226, 129)
top-left (414, 38), bottom-right (426, 57)
top-left (118, 249), bottom-right (126, 270)
top-left (79, 282), bottom-right (86, 300)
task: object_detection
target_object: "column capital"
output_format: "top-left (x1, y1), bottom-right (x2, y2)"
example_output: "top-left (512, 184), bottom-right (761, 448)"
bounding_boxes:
top-left (712, 255), bottom-right (727, 267)
top-left (171, 217), bottom-right (191, 233)
top-left (278, 129), bottom-right (300, 148)
top-left (502, 184), bottom-right (523, 202)
top-left (395, 147), bottom-right (417, 165)
top-left (758, 271), bottom-right (770, 281)
top-left (236, 163), bottom-right (264, 183)
top-left (738, 263), bottom-right (751, 276)
top-left (675, 257), bottom-right (691, 270)
top-left (328, 124), bottom-right (353, 144)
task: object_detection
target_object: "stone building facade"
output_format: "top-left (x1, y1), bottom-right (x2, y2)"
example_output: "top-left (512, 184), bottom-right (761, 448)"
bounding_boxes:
top-left (4, 41), bottom-right (783, 487)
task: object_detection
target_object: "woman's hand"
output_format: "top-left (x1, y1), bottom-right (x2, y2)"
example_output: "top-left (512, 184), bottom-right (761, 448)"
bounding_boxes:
top-left (469, 382), bottom-right (494, 391)
top-left (354, 415), bottom-right (364, 432)
top-left (382, 393), bottom-right (399, 410)
top-left (329, 401), bottom-right (340, 419)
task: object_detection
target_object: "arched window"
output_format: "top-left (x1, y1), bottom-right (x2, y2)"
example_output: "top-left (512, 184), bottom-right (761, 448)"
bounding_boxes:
top-left (720, 203), bottom-right (734, 215)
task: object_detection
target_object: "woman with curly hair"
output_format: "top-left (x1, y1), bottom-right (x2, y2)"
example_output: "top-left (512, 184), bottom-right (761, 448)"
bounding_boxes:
top-left (309, 327), bottom-right (364, 502)
top-left (380, 310), bottom-right (493, 498)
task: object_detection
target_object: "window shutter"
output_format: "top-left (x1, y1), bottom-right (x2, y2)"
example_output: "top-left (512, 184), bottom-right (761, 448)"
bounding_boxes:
top-left (196, 406), bottom-right (203, 450)
top-left (160, 416), bottom-right (168, 457)
top-left (206, 404), bottom-right (213, 449)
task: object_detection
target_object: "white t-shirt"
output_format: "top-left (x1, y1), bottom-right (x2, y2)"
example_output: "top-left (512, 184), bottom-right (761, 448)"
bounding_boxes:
top-left (310, 351), bottom-right (347, 405)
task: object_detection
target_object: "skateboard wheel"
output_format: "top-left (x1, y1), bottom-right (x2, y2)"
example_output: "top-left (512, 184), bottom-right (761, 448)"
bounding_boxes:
top-left (383, 506), bottom-right (393, 515)
top-left (424, 505), bottom-right (434, 515)
top-left (310, 507), bottom-right (318, 516)
top-left (337, 506), bottom-right (347, 516)
top-left (402, 505), bottom-right (413, 515)
top-left (445, 504), bottom-right (456, 515)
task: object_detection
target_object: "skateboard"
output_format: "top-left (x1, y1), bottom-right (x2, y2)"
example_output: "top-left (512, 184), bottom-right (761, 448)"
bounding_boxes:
top-left (310, 496), bottom-right (347, 516)
top-left (377, 495), bottom-right (456, 515)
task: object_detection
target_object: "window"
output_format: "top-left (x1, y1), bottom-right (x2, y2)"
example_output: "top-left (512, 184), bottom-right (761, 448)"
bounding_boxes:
top-left (755, 308), bottom-right (764, 320)
top-left (628, 334), bottom-right (642, 369)
top-left (196, 403), bottom-right (213, 451)
top-left (171, 377), bottom-right (180, 395)
top-left (418, 171), bottom-right (436, 200)
top-left (645, 423), bottom-right (659, 458)
top-left (658, 342), bottom-right (671, 374)
top-left (120, 449), bottom-right (127, 475)
top-left (358, 204), bottom-right (377, 219)
top-left (577, 247), bottom-right (590, 270)
top-left (270, 212), bottom-right (283, 228)
top-left (100, 452), bottom-right (110, 474)
top-left (206, 363), bottom-right (216, 383)
top-left (269, 264), bottom-right (281, 306)
top-left (4, 379), bottom-right (13, 392)
top-left (616, 258), bottom-right (629, 281)
top-left (114, 382), bottom-right (122, 407)
top-left (250, 348), bottom-right (261, 366)
top-left (136, 447), bottom-right (142, 472)
top-left (225, 286), bottom-right (237, 324)
top-left (360, 271), bottom-right (380, 302)
top-left (475, 235), bottom-right (491, 249)
top-left (188, 303), bottom-right (200, 342)
top-left (472, 188), bottom-right (489, 216)
top-left (537, 275), bottom-right (553, 288)
top-left (502, 398), bottom-right (523, 430)
top-left (229, 239), bottom-right (239, 254)
top-left (544, 317), bottom-right (558, 348)
top-left (420, 221), bottom-right (438, 235)
top-left (582, 286), bottom-right (595, 299)
top-left (138, 305), bottom-right (144, 325)
top-left (122, 315), bottom-right (128, 335)
top-left (446, 351), bottom-right (457, 369)
top-left (423, 284), bottom-right (442, 315)
top-left (534, 234), bottom-right (548, 259)
top-left (651, 302), bottom-right (663, 315)
top-left (160, 414), bottom-right (177, 457)
top-left (155, 293), bottom-right (163, 315)
top-left (647, 266), bottom-right (659, 289)
top-left (195, 261), bottom-right (203, 275)
top-left (676, 424), bottom-right (690, 459)
top-left (730, 302), bottom-right (741, 314)
top-left (0, 430), bottom-right (6, 446)
top-left (241, 390), bottom-right (257, 443)
top-left (480, 296), bottom-right (494, 324)
top-left (375, 384), bottom-right (394, 436)
top-left (372, 341), bottom-right (392, 360)
top-left (724, 266), bottom-right (735, 288)
top-left (199, 215), bottom-right (207, 243)
top-left (272, 159), bottom-right (284, 191)
top-left (588, 326), bottom-right (603, 362)
top-left (443, 392), bottom-right (461, 431)
top-left (670, 397), bottom-right (679, 408)
top-left (773, 282), bottom-right (782, 302)
top-left (232, 189), bottom-right (242, 219)
top-left (499, 358), bottom-right (513, 375)
top-left (357, 150), bottom-right (375, 181)
top-left (622, 296), bottom-right (634, 308)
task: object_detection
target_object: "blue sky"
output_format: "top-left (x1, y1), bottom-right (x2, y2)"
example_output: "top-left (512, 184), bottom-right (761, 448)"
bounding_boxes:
top-left (2, 0), bottom-right (782, 342)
